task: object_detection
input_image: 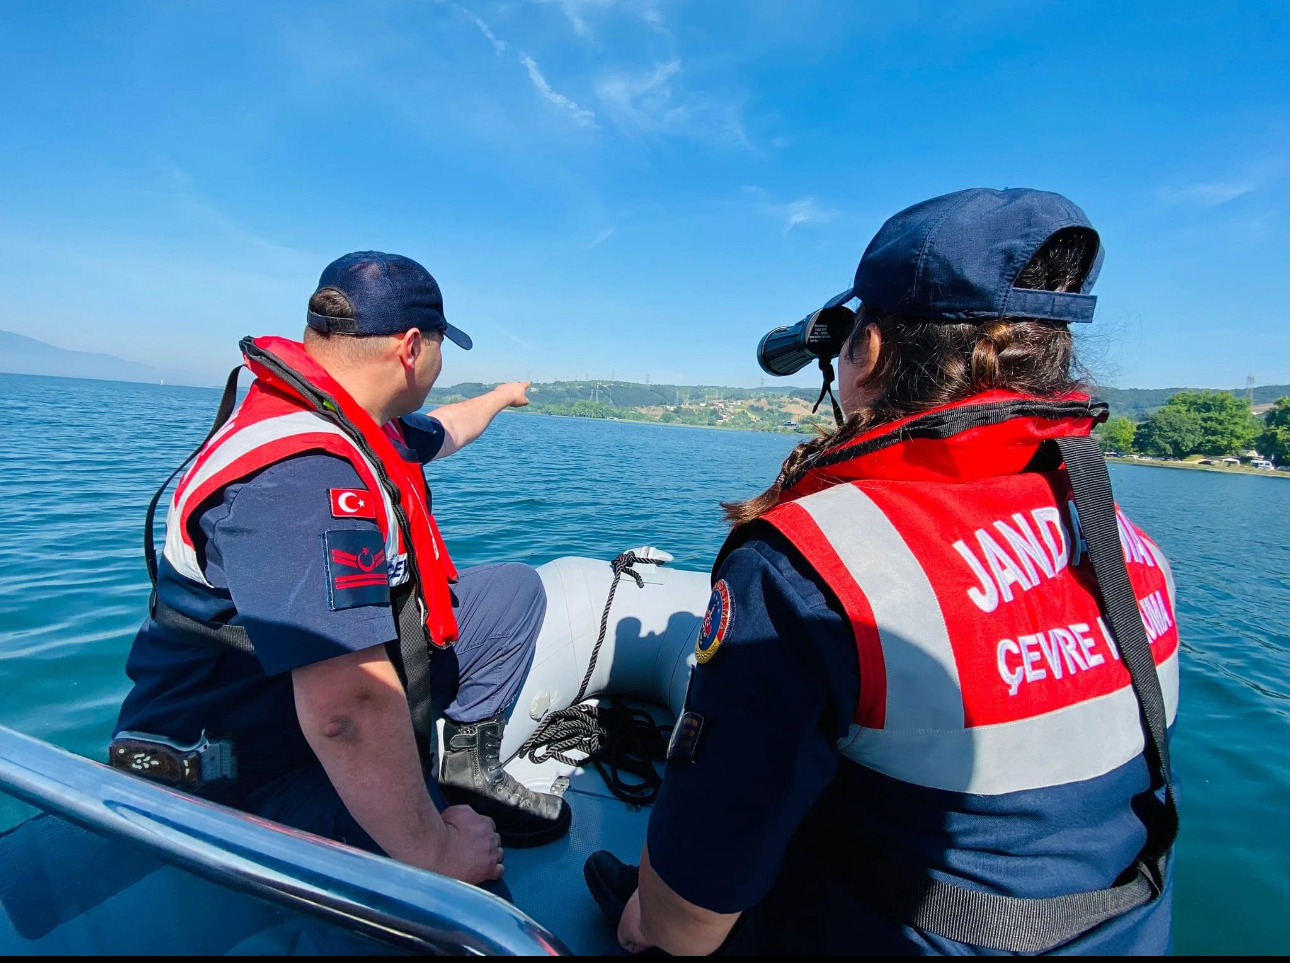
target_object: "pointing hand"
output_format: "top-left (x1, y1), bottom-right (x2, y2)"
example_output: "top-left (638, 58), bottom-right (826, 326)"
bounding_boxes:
top-left (496, 381), bottom-right (532, 409)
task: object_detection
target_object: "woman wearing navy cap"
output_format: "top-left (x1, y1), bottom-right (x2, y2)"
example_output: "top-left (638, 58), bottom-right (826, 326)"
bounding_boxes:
top-left (588, 189), bottom-right (1180, 955)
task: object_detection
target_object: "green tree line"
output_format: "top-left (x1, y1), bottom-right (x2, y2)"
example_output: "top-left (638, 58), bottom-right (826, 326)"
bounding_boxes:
top-left (1094, 390), bottom-right (1289, 463)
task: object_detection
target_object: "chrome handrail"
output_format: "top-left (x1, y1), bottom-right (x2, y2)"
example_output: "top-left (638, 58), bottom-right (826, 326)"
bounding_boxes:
top-left (0, 725), bottom-right (569, 956)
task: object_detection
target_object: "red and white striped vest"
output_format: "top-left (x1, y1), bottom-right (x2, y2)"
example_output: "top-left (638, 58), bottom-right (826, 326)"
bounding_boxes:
top-left (731, 392), bottom-right (1179, 796)
top-left (163, 336), bottom-right (460, 647)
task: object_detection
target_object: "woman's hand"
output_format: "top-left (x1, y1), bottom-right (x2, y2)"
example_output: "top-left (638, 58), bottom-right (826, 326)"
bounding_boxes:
top-left (617, 889), bottom-right (652, 954)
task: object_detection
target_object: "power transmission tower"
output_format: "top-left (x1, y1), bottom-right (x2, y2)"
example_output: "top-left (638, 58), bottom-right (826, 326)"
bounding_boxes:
top-left (1247, 374), bottom-right (1256, 404)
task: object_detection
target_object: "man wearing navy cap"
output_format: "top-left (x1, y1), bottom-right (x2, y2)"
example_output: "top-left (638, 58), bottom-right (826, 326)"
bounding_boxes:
top-left (114, 251), bottom-right (570, 888)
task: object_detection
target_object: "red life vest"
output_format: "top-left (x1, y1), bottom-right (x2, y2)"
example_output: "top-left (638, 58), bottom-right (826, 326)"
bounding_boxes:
top-left (162, 335), bottom-right (460, 647)
top-left (726, 391), bottom-right (1179, 796)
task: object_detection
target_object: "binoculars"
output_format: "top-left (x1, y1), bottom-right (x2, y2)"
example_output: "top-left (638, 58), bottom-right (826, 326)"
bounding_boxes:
top-left (757, 300), bottom-right (857, 377)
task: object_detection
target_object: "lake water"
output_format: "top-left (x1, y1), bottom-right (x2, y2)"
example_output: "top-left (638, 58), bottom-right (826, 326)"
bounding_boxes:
top-left (1, 372), bottom-right (1287, 954)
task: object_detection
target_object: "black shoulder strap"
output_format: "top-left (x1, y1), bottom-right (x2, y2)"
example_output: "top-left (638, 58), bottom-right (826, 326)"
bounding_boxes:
top-left (1055, 435), bottom-right (1178, 858)
top-left (144, 365), bottom-right (244, 588)
top-left (862, 435), bottom-right (1177, 953)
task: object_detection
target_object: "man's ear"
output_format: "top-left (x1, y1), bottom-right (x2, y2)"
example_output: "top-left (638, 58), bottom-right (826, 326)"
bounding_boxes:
top-left (395, 329), bottom-right (421, 371)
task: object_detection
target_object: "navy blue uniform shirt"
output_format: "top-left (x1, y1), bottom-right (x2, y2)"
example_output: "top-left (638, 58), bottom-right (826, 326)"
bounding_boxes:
top-left (116, 413), bottom-right (446, 791)
top-left (646, 526), bottom-right (1173, 955)
top-left (647, 529), bottom-right (859, 913)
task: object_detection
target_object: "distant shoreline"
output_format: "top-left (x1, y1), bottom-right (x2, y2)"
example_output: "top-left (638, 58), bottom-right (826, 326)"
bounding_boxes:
top-left (507, 408), bottom-right (812, 436)
top-left (1107, 455), bottom-right (1288, 479)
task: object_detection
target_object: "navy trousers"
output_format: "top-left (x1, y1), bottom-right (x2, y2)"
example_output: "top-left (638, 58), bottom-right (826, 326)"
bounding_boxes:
top-left (246, 562), bottom-right (546, 898)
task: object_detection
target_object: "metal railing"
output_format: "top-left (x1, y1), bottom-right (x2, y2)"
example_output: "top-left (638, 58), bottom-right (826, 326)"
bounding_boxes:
top-left (0, 725), bottom-right (569, 956)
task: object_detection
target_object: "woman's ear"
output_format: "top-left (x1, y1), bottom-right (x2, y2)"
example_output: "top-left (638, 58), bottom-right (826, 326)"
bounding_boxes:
top-left (850, 323), bottom-right (882, 388)
top-left (838, 322), bottom-right (882, 418)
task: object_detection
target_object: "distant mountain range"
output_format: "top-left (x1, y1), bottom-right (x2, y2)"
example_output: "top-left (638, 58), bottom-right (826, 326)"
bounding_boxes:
top-left (3, 329), bottom-right (1285, 420)
top-left (0, 329), bottom-right (212, 387)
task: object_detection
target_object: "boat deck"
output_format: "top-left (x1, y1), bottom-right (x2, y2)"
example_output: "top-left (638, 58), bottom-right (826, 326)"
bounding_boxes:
top-left (504, 707), bottom-right (662, 956)
top-left (0, 708), bottom-right (662, 956)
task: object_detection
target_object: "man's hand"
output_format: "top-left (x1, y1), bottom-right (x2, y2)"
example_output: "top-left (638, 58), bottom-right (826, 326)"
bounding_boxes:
top-left (294, 649), bottom-right (483, 881)
top-left (494, 381), bottom-right (531, 408)
top-left (435, 805), bottom-right (505, 884)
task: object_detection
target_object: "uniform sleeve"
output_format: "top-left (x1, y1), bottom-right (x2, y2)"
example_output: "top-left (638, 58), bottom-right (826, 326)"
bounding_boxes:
top-left (397, 413), bottom-right (447, 463)
top-left (208, 454), bottom-right (398, 676)
top-left (646, 533), bottom-right (860, 914)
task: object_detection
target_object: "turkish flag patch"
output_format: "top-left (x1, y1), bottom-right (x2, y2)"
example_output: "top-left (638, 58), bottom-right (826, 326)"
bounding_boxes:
top-left (330, 488), bottom-right (377, 519)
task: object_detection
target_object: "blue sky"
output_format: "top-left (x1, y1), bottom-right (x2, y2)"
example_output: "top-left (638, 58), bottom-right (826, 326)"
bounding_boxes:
top-left (0, 1), bottom-right (1286, 389)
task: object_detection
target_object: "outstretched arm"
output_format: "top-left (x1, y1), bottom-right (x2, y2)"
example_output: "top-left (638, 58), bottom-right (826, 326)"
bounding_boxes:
top-left (430, 382), bottom-right (530, 458)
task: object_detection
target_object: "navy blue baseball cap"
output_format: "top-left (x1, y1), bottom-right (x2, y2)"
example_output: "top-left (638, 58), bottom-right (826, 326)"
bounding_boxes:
top-left (306, 251), bottom-right (473, 349)
top-left (822, 188), bottom-right (1104, 324)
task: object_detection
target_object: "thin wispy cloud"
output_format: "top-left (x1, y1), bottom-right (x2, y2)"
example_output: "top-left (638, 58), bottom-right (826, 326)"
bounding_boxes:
top-left (778, 197), bottom-right (836, 235)
top-left (1156, 181), bottom-right (1257, 207)
top-left (461, 6), bottom-right (506, 54)
top-left (150, 156), bottom-right (311, 261)
top-left (151, 153), bottom-right (194, 187)
top-left (520, 55), bottom-right (598, 127)
top-left (596, 59), bottom-right (749, 148)
top-left (497, 325), bottom-right (537, 351)
top-left (597, 60), bottom-right (682, 127)
top-left (743, 186), bottom-right (838, 236)
top-left (450, 3), bottom-right (596, 127)
top-left (589, 227), bottom-right (615, 248)
top-left (539, 0), bottom-right (666, 41)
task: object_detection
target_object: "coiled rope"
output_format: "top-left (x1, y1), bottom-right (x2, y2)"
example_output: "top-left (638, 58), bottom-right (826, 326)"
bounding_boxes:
top-left (516, 551), bottom-right (671, 803)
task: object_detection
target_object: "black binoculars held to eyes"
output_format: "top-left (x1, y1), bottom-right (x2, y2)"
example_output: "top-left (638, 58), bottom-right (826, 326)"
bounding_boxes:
top-left (757, 303), bottom-right (857, 377)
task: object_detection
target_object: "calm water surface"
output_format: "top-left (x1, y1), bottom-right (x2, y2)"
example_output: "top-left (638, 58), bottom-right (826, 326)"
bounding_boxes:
top-left (1, 373), bottom-right (1287, 953)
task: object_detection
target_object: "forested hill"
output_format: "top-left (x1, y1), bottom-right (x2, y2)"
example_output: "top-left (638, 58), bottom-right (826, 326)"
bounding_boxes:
top-left (1091, 384), bottom-right (1290, 421)
top-left (434, 380), bottom-right (810, 408)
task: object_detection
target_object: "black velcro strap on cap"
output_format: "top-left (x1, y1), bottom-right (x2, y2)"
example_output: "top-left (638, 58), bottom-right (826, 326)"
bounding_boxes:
top-left (144, 364), bottom-right (244, 589)
top-left (861, 435), bottom-right (1176, 953)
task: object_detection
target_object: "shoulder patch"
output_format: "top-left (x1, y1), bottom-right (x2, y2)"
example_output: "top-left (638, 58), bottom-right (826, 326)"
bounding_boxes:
top-left (695, 579), bottom-right (732, 664)
top-left (324, 529), bottom-right (390, 610)
top-left (330, 488), bottom-right (377, 519)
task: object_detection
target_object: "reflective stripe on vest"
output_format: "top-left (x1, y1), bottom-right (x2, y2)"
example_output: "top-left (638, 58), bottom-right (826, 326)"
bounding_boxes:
top-left (163, 410), bottom-right (406, 590)
top-left (768, 481), bottom-right (1180, 796)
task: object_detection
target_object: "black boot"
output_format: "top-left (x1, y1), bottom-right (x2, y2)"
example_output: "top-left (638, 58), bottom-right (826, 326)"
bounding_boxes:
top-left (584, 850), bottom-right (639, 927)
top-left (439, 714), bottom-right (572, 848)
